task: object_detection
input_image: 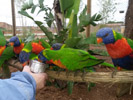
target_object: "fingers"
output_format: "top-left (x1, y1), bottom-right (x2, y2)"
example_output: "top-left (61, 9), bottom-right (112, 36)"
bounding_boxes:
top-left (22, 65), bottom-right (48, 90)
top-left (34, 73), bottom-right (48, 90)
top-left (22, 65), bottom-right (31, 73)
top-left (41, 73), bottom-right (48, 86)
top-left (43, 73), bottom-right (48, 80)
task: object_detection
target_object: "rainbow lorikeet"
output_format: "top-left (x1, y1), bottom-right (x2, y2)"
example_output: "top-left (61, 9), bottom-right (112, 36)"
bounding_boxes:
top-left (38, 43), bottom-right (65, 66)
top-left (51, 43), bottom-right (63, 50)
top-left (0, 30), bottom-right (6, 56)
top-left (9, 36), bottom-right (24, 56)
top-left (19, 38), bottom-right (51, 66)
top-left (96, 27), bottom-right (133, 70)
top-left (0, 46), bottom-right (15, 67)
top-left (38, 48), bottom-right (105, 71)
top-left (38, 42), bottom-right (114, 68)
top-left (0, 30), bottom-right (15, 67)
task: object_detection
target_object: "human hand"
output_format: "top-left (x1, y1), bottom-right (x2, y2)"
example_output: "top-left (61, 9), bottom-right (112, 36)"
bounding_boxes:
top-left (22, 65), bottom-right (48, 90)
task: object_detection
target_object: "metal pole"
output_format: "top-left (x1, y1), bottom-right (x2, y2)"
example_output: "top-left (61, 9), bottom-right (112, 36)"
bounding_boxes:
top-left (11, 0), bottom-right (16, 36)
top-left (86, 0), bottom-right (91, 37)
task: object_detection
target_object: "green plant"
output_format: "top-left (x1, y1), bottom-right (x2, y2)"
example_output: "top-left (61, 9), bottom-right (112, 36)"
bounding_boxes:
top-left (18, 0), bottom-right (102, 49)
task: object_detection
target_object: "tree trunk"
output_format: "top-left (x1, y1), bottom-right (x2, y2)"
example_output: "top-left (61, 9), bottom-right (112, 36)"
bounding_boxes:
top-left (124, 0), bottom-right (133, 39)
top-left (86, 0), bottom-right (91, 38)
top-left (53, 0), bottom-right (63, 34)
top-left (118, 1), bottom-right (133, 94)
top-left (11, 0), bottom-right (16, 36)
top-left (121, 1), bottom-right (133, 97)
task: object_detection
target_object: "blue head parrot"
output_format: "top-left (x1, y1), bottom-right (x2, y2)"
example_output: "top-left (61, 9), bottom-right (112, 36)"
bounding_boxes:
top-left (96, 27), bottom-right (133, 70)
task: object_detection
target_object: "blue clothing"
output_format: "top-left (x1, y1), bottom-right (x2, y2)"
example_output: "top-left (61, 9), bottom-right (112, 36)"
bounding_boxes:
top-left (0, 72), bottom-right (36, 100)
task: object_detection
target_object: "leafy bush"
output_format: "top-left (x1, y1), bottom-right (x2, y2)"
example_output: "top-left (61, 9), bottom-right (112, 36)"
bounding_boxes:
top-left (18, 0), bottom-right (102, 50)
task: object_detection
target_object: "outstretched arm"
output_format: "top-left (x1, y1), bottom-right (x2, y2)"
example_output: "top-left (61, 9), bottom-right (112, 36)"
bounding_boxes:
top-left (0, 65), bottom-right (47, 100)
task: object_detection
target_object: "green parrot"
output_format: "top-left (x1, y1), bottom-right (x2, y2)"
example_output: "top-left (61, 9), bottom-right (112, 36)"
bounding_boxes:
top-left (0, 30), bottom-right (7, 56)
top-left (0, 30), bottom-right (6, 46)
top-left (38, 48), bottom-right (105, 71)
top-left (0, 30), bottom-right (15, 67)
top-left (0, 46), bottom-right (15, 67)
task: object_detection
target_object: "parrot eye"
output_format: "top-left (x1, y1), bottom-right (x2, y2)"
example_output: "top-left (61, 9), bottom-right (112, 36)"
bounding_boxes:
top-left (103, 33), bottom-right (109, 38)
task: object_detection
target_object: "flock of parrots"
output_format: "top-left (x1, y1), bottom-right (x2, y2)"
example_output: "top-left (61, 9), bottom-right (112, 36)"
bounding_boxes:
top-left (0, 27), bottom-right (133, 72)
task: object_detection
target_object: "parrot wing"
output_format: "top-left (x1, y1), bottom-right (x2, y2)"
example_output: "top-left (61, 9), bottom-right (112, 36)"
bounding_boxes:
top-left (22, 42), bottom-right (32, 52)
top-left (115, 32), bottom-right (133, 49)
top-left (0, 46), bottom-right (15, 67)
top-left (0, 29), bottom-right (6, 46)
top-left (29, 53), bottom-right (38, 60)
top-left (127, 38), bottom-right (133, 49)
top-left (43, 48), bottom-right (104, 70)
top-left (39, 38), bottom-right (51, 48)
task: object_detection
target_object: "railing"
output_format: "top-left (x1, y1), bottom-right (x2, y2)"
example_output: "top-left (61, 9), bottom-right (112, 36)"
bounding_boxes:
top-left (7, 59), bottom-right (133, 83)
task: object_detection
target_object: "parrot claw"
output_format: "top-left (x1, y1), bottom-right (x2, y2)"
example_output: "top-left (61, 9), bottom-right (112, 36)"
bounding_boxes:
top-left (66, 70), bottom-right (72, 78)
top-left (111, 69), bottom-right (117, 78)
top-left (74, 70), bottom-right (80, 77)
top-left (56, 69), bottom-right (62, 76)
top-left (112, 66), bottom-right (123, 78)
top-left (129, 83), bottom-right (133, 95)
top-left (81, 69), bottom-right (87, 81)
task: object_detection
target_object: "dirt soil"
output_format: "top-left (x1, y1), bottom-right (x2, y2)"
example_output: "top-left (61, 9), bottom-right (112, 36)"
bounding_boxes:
top-left (8, 45), bottom-right (133, 100)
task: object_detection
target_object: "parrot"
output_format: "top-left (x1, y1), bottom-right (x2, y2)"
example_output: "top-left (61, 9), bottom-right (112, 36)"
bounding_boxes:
top-left (0, 30), bottom-right (15, 67)
top-left (38, 42), bottom-right (114, 68)
top-left (38, 48), bottom-right (105, 71)
top-left (0, 46), bottom-right (15, 67)
top-left (0, 30), bottom-right (6, 56)
top-left (51, 43), bottom-right (63, 50)
top-left (38, 43), bottom-right (65, 67)
top-left (9, 36), bottom-right (24, 56)
top-left (96, 27), bottom-right (133, 70)
top-left (19, 38), bottom-right (51, 66)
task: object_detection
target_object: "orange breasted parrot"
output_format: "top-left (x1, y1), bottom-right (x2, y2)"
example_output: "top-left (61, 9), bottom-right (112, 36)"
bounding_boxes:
top-left (38, 48), bottom-right (104, 71)
top-left (9, 36), bottom-right (24, 56)
top-left (0, 30), bottom-right (6, 56)
top-left (19, 38), bottom-right (51, 66)
top-left (96, 27), bottom-right (133, 70)
top-left (0, 46), bottom-right (15, 67)
top-left (0, 30), bottom-right (15, 67)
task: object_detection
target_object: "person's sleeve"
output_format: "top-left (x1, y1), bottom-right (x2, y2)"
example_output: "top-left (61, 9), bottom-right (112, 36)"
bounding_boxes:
top-left (0, 71), bottom-right (36, 100)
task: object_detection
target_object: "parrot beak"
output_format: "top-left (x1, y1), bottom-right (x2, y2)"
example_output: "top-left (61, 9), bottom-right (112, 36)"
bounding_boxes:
top-left (22, 61), bottom-right (29, 67)
top-left (22, 63), bottom-right (26, 67)
top-left (9, 42), bottom-right (14, 46)
top-left (97, 38), bottom-right (103, 44)
top-left (38, 58), bottom-right (42, 62)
